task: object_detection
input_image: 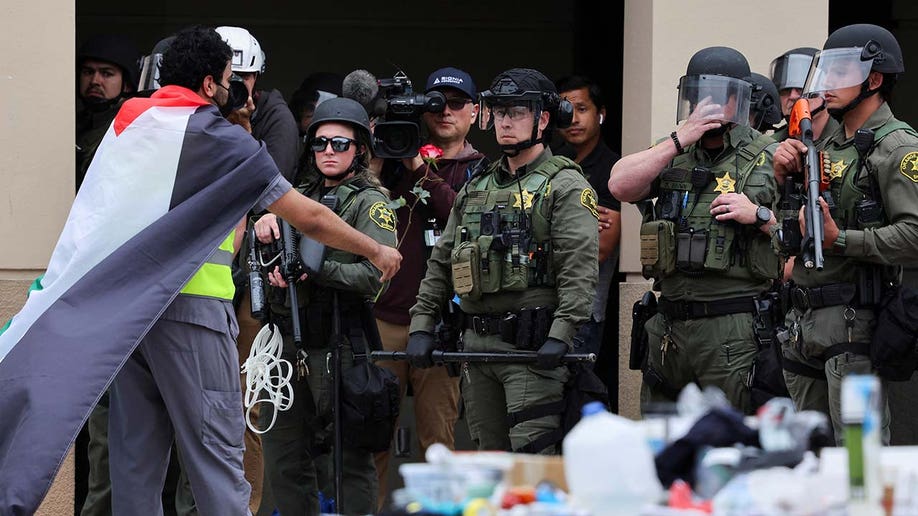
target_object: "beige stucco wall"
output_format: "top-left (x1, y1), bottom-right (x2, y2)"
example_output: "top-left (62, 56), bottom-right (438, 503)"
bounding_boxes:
top-left (2, 0), bottom-right (75, 513)
top-left (616, 0), bottom-right (829, 419)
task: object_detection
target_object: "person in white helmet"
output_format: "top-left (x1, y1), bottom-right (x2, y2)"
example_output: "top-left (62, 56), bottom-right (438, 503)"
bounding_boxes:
top-left (184, 25), bottom-right (300, 514)
top-left (216, 26), bottom-right (299, 182)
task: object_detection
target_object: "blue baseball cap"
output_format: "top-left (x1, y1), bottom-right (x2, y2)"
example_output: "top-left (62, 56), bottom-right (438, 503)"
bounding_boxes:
top-left (425, 67), bottom-right (477, 99)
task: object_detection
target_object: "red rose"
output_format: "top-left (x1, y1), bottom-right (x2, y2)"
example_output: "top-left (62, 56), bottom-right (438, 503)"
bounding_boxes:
top-left (419, 144), bottom-right (444, 163)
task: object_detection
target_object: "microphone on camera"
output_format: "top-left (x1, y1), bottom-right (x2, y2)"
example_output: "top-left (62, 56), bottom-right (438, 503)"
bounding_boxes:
top-left (343, 69), bottom-right (383, 117)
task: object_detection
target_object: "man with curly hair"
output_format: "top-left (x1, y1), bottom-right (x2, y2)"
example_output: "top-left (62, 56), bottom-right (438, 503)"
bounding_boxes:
top-left (101, 26), bottom-right (401, 515)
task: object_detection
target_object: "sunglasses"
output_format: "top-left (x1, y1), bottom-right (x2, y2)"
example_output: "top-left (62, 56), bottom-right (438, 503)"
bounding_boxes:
top-left (444, 97), bottom-right (473, 110)
top-left (310, 136), bottom-right (357, 153)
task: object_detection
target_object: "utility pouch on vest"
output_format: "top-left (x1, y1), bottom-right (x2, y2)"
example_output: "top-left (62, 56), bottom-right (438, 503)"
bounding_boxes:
top-left (747, 233), bottom-right (783, 280)
top-left (856, 199), bottom-right (884, 230)
top-left (476, 235), bottom-right (503, 294)
top-left (640, 220), bottom-right (676, 279)
top-left (501, 244), bottom-right (529, 291)
top-left (677, 229), bottom-right (707, 272)
top-left (451, 239), bottom-right (480, 299)
top-left (703, 224), bottom-right (732, 272)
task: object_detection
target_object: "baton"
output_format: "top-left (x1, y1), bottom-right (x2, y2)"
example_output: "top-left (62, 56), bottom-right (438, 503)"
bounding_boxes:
top-left (370, 350), bottom-right (596, 363)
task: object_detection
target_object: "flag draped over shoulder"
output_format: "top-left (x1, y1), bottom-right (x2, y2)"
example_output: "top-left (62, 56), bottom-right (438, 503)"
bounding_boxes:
top-left (0, 85), bottom-right (285, 514)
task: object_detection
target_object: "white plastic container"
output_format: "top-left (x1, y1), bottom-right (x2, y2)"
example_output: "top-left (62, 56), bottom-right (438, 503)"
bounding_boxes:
top-left (563, 402), bottom-right (663, 515)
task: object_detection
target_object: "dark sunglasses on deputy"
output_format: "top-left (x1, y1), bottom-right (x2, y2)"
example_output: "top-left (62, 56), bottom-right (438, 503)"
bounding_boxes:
top-left (310, 136), bottom-right (357, 153)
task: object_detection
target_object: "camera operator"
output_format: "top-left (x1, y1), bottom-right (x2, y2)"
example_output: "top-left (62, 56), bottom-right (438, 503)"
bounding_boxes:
top-left (370, 66), bottom-right (487, 505)
top-left (254, 97), bottom-right (396, 515)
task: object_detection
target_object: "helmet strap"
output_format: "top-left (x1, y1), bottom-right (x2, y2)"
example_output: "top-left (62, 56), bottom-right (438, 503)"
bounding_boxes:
top-left (498, 106), bottom-right (543, 156)
top-left (829, 80), bottom-right (879, 120)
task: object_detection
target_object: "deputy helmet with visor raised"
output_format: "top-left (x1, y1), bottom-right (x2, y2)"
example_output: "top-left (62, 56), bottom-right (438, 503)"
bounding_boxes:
top-left (676, 46), bottom-right (753, 127)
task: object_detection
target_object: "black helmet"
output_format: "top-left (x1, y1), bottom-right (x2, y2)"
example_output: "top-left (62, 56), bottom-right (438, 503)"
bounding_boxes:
top-left (137, 36), bottom-right (175, 93)
top-left (770, 47), bottom-right (818, 91)
top-left (677, 47), bottom-right (753, 127)
top-left (480, 68), bottom-right (573, 128)
top-left (77, 34), bottom-right (141, 91)
top-left (479, 68), bottom-right (573, 155)
top-left (824, 24), bottom-right (904, 74)
top-left (685, 46), bottom-right (751, 80)
top-left (747, 72), bottom-right (783, 130)
top-left (306, 97), bottom-right (372, 144)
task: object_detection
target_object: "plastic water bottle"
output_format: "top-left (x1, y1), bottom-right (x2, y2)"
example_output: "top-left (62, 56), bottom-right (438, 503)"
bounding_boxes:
top-left (563, 402), bottom-right (662, 515)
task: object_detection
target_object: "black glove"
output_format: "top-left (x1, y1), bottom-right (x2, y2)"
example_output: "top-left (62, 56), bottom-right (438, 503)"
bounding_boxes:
top-left (407, 331), bottom-right (437, 368)
top-left (536, 337), bottom-right (568, 369)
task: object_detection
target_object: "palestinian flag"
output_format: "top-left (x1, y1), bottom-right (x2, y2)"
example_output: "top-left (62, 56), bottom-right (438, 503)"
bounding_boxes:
top-left (0, 85), bottom-right (288, 514)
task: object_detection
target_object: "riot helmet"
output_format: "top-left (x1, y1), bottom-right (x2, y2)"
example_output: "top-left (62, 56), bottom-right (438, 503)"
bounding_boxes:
top-left (676, 46), bottom-right (752, 127)
top-left (137, 36), bottom-right (174, 93)
top-left (306, 97), bottom-right (373, 178)
top-left (77, 34), bottom-right (141, 93)
top-left (215, 26), bottom-right (266, 74)
top-left (478, 68), bottom-right (573, 155)
top-left (747, 72), bottom-right (783, 131)
top-left (804, 24), bottom-right (903, 117)
top-left (770, 47), bottom-right (818, 91)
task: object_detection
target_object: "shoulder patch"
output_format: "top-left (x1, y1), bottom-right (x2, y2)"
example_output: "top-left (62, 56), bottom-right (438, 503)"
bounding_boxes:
top-left (580, 188), bottom-right (599, 219)
top-left (755, 152), bottom-right (766, 167)
top-left (899, 151), bottom-right (918, 183)
top-left (368, 201), bottom-right (397, 231)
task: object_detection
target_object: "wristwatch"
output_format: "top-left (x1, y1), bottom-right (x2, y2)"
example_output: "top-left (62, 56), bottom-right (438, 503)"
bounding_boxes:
top-left (754, 206), bottom-right (772, 228)
top-left (833, 229), bottom-right (847, 252)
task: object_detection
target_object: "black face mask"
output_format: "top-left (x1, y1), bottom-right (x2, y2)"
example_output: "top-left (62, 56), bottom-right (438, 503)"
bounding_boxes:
top-left (216, 75), bottom-right (250, 117)
top-left (702, 124), bottom-right (730, 139)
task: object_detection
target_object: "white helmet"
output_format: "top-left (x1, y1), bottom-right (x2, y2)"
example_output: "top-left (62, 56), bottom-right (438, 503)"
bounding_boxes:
top-left (215, 26), bottom-right (266, 74)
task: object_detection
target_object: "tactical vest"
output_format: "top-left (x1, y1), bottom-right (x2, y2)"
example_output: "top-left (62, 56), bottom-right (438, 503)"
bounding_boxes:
top-left (641, 133), bottom-right (780, 281)
top-left (180, 231), bottom-right (236, 300)
top-left (451, 156), bottom-right (579, 300)
top-left (830, 121), bottom-right (918, 229)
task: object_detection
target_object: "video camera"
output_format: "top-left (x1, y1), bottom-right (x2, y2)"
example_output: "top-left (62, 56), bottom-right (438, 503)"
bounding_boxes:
top-left (374, 71), bottom-right (446, 159)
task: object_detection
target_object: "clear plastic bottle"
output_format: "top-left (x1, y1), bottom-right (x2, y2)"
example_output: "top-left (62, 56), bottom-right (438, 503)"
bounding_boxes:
top-left (563, 402), bottom-right (662, 515)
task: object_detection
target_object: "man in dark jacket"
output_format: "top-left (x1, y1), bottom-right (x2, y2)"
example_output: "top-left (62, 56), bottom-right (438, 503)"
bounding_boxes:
top-left (372, 66), bottom-right (488, 508)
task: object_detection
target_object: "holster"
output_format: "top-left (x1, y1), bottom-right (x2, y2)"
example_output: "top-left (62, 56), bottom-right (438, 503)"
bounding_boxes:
top-left (629, 291), bottom-right (657, 371)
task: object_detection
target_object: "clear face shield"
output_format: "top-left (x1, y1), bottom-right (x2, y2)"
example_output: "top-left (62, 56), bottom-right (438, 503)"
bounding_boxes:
top-left (803, 47), bottom-right (874, 96)
top-left (770, 53), bottom-right (814, 91)
top-left (676, 75), bottom-right (752, 127)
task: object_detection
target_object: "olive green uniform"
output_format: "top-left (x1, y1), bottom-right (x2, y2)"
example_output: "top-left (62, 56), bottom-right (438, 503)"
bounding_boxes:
top-left (410, 148), bottom-right (598, 454)
top-left (780, 103), bottom-right (918, 443)
top-left (260, 176), bottom-right (396, 515)
top-left (639, 125), bottom-right (781, 413)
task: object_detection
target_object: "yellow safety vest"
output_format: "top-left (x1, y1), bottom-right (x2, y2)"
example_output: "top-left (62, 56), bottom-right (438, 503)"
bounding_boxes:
top-left (179, 231), bottom-right (236, 300)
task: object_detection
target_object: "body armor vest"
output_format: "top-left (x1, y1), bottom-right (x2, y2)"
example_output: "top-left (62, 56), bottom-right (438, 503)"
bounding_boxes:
top-left (450, 156), bottom-right (578, 300)
top-left (642, 133), bottom-right (779, 282)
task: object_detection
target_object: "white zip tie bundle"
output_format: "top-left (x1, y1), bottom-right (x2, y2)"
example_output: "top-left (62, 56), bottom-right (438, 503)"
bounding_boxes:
top-left (241, 323), bottom-right (294, 434)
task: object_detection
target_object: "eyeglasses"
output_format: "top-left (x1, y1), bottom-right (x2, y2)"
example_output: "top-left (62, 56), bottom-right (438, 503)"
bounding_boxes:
top-left (444, 98), bottom-right (473, 110)
top-left (491, 105), bottom-right (531, 121)
top-left (310, 136), bottom-right (357, 153)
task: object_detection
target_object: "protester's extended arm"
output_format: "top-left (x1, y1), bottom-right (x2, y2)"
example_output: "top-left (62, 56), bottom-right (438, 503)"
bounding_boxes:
top-left (267, 190), bottom-right (401, 281)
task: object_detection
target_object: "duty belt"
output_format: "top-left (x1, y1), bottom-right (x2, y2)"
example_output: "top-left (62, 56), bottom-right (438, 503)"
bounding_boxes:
top-left (465, 312), bottom-right (517, 338)
top-left (790, 283), bottom-right (857, 311)
top-left (658, 296), bottom-right (757, 320)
